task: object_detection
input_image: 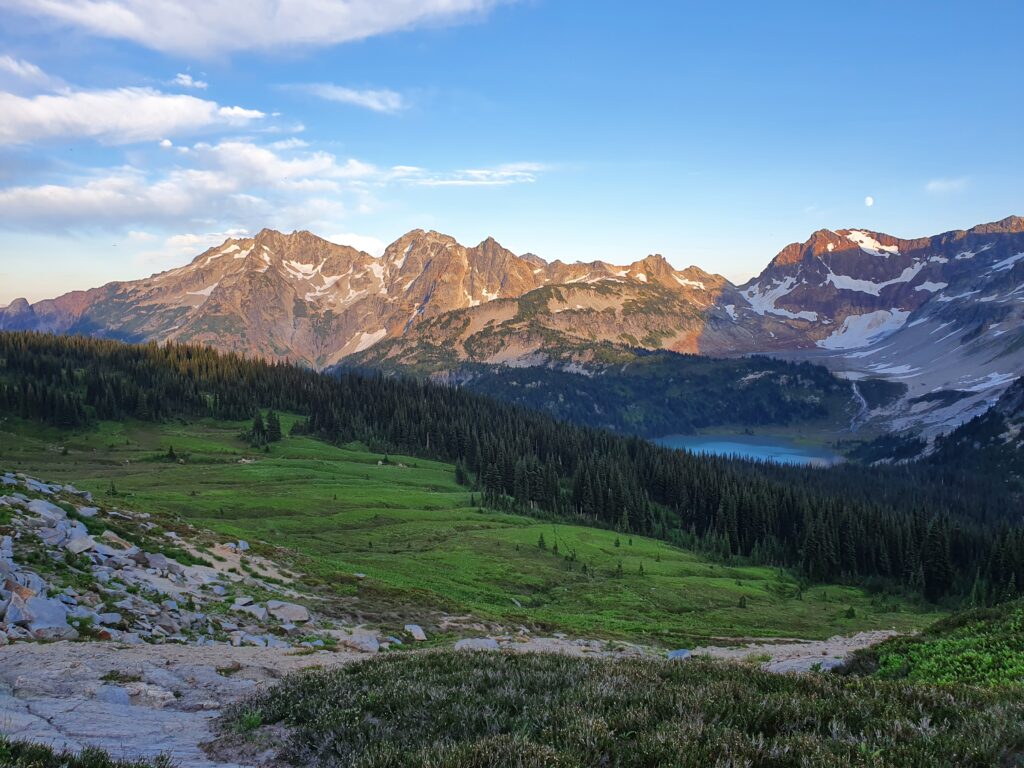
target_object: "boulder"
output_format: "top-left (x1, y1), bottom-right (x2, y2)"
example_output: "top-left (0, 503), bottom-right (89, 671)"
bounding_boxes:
top-left (266, 600), bottom-right (310, 623)
top-left (7, 594), bottom-right (79, 640)
top-left (101, 530), bottom-right (133, 549)
top-left (405, 623), bottom-right (427, 641)
top-left (145, 552), bottom-right (170, 571)
top-left (233, 596), bottom-right (254, 607)
top-left (667, 649), bottom-right (691, 661)
top-left (26, 499), bottom-right (65, 521)
top-left (65, 534), bottom-right (96, 554)
top-left (454, 637), bottom-right (500, 651)
top-left (339, 632), bottom-right (380, 653)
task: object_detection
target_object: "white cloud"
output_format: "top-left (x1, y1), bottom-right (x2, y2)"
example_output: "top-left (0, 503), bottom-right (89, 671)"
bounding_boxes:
top-left (0, 54), bottom-right (64, 91)
top-left (925, 177), bottom-right (969, 194)
top-left (0, 86), bottom-right (265, 145)
top-left (402, 162), bottom-right (547, 187)
top-left (136, 228), bottom-right (250, 267)
top-left (326, 232), bottom-right (386, 255)
top-left (864, 195), bottom-right (874, 207)
top-left (8, 0), bottom-right (508, 56)
top-left (172, 73), bottom-right (208, 89)
top-left (0, 136), bottom-right (549, 242)
top-left (299, 84), bottom-right (405, 113)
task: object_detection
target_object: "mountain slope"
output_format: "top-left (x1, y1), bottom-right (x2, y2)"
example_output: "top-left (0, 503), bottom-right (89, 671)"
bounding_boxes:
top-left (3, 216), bottom-right (1022, 438)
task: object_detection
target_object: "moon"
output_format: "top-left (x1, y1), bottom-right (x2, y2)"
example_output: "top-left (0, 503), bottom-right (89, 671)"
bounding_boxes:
top-left (865, 196), bottom-right (875, 207)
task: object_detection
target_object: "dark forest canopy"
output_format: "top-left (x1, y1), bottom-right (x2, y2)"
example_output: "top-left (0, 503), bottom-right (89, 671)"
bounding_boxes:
top-left (0, 330), bottom-right (1020, 604)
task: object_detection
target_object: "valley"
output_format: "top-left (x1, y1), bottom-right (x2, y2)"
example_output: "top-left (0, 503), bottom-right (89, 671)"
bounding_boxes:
top-left (0, 416), bottom-right (932, 642)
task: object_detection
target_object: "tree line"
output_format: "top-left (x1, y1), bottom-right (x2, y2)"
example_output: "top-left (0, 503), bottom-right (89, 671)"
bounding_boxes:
top-left (0, 330), bottom-right (1020, 604)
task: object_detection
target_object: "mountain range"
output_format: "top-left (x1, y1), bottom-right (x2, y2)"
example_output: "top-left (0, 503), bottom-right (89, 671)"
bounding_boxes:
top-left (3, 215), bottom-right (1022, 441)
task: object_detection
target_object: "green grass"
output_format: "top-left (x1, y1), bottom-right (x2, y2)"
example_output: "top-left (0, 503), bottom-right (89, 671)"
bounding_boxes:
top-left (221, 651), bottom-right (1024, 767)
top-left (0, 416), bottom-right (940, 643)
top-left (0, 737), bottom-right (169, 768)
top-left (841, 600), bottom-right (1024, 687)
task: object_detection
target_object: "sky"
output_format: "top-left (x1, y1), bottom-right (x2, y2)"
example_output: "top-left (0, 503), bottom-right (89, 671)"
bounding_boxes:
top-left (1, 0), bottom-right (1022, 304)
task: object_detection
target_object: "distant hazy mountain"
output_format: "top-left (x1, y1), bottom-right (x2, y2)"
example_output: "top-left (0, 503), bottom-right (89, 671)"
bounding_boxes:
top-left (3, 216), bottom-right (1022, 437)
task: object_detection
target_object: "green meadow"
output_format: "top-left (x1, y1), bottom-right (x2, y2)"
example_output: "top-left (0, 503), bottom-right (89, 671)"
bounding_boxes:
top-left (0, 415), bottom-right (940, 643)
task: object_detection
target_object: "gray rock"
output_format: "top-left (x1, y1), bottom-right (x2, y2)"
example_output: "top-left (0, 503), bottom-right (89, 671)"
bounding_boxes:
top-left (340, 632), bottom-right (380, 653)
top-left (65, 535), bottom-right (96, 554)
top-left (145, 552), bottom-right (170, 571)
top-left (236, 540), bottom-right (250, 552)
top-left (76, 506), bottom-right (99, 518)
top-left (26, 499), bottom-right (65, 521)
top-left (667, 649), bottom-right (691, 661)
top-left (97, 612), bottom-right (123, 625)
top-left (454, 638), bottom-right (500, 651)
top-left (266, 600), bottom-right (309, 623)
top-left (405, 623), bottom-right (427, 641)
top-left (95, 685), bottom-right (131, 706)
top-left (7, 595), bottom-right (79, 640)
top-left (232, 596), bottom-right (253, 607)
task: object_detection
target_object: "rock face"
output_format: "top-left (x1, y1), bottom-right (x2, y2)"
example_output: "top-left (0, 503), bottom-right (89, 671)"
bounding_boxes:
top-left (0, 228), bottom-right (732, 368)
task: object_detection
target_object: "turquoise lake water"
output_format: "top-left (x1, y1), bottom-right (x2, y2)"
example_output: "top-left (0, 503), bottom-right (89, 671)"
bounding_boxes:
top-left (653, 434), bottom-right (843, 467)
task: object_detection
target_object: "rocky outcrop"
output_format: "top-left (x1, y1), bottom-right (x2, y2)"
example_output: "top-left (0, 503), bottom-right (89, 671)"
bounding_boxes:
top-left (0, 470), bottom-right (328, 650)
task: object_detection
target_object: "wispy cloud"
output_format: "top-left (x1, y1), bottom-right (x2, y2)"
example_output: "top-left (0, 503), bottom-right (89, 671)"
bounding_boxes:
top-left (0, 54), bottom-right (64, 90)
top-left (6, 0), bottom-right (509, 56)
top-left (297, 84), bottom-right (406, 114)
top-left (396, 162), bottom-right (548, 187)
top-left (0, 87), bottom-right (264, 145)
top-left (925, 177), bottom-right (969, 194)
top-left (172, 72), bottom-right (207, 90)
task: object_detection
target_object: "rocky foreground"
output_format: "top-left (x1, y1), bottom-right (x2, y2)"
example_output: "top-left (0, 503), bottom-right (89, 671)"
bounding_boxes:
top-left (0, 470), bottom-right (896, 766)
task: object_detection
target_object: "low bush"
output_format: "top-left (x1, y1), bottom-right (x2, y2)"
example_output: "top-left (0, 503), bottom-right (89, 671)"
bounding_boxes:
top-left (223, 650), bottom-right (1024, 767)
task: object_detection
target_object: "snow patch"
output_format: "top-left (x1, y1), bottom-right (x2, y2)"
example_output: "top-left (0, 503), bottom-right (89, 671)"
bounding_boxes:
top-left (673, 274), bottom-right (706, 290)
top-left (825, 261), bottom-right (925, 296)
top-left (352, 329), bottom-right (387, 353)
top-left (188, 282), bottom-right (219, 298)
top-left (959, 372), bottom-right (1019, 393)
top-left (914, 281), bottom-right (947, 293)
top-left (723, 304), bottom-right (737, 320)
top-left (816, 309), bottom-right (911, 350)
top-left (992, 252), bottom-right (1024, 272)
top-left (844, 231), bottom-right (899, 257)
top-left (742, 277), bottom-right (818, 321)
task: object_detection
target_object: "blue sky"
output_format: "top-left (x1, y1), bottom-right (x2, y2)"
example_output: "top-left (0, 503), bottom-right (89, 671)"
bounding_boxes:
top-left (2, 0), bottom-right (1022, 304)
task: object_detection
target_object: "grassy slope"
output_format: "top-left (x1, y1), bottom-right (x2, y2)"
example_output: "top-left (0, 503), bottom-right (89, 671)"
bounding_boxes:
top-left (842, 600), bottom-right (1024, 687)
top-left (0, 415), bottom-right (940, 643)
top-left (222, 652), bottom-right (1024, 768)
